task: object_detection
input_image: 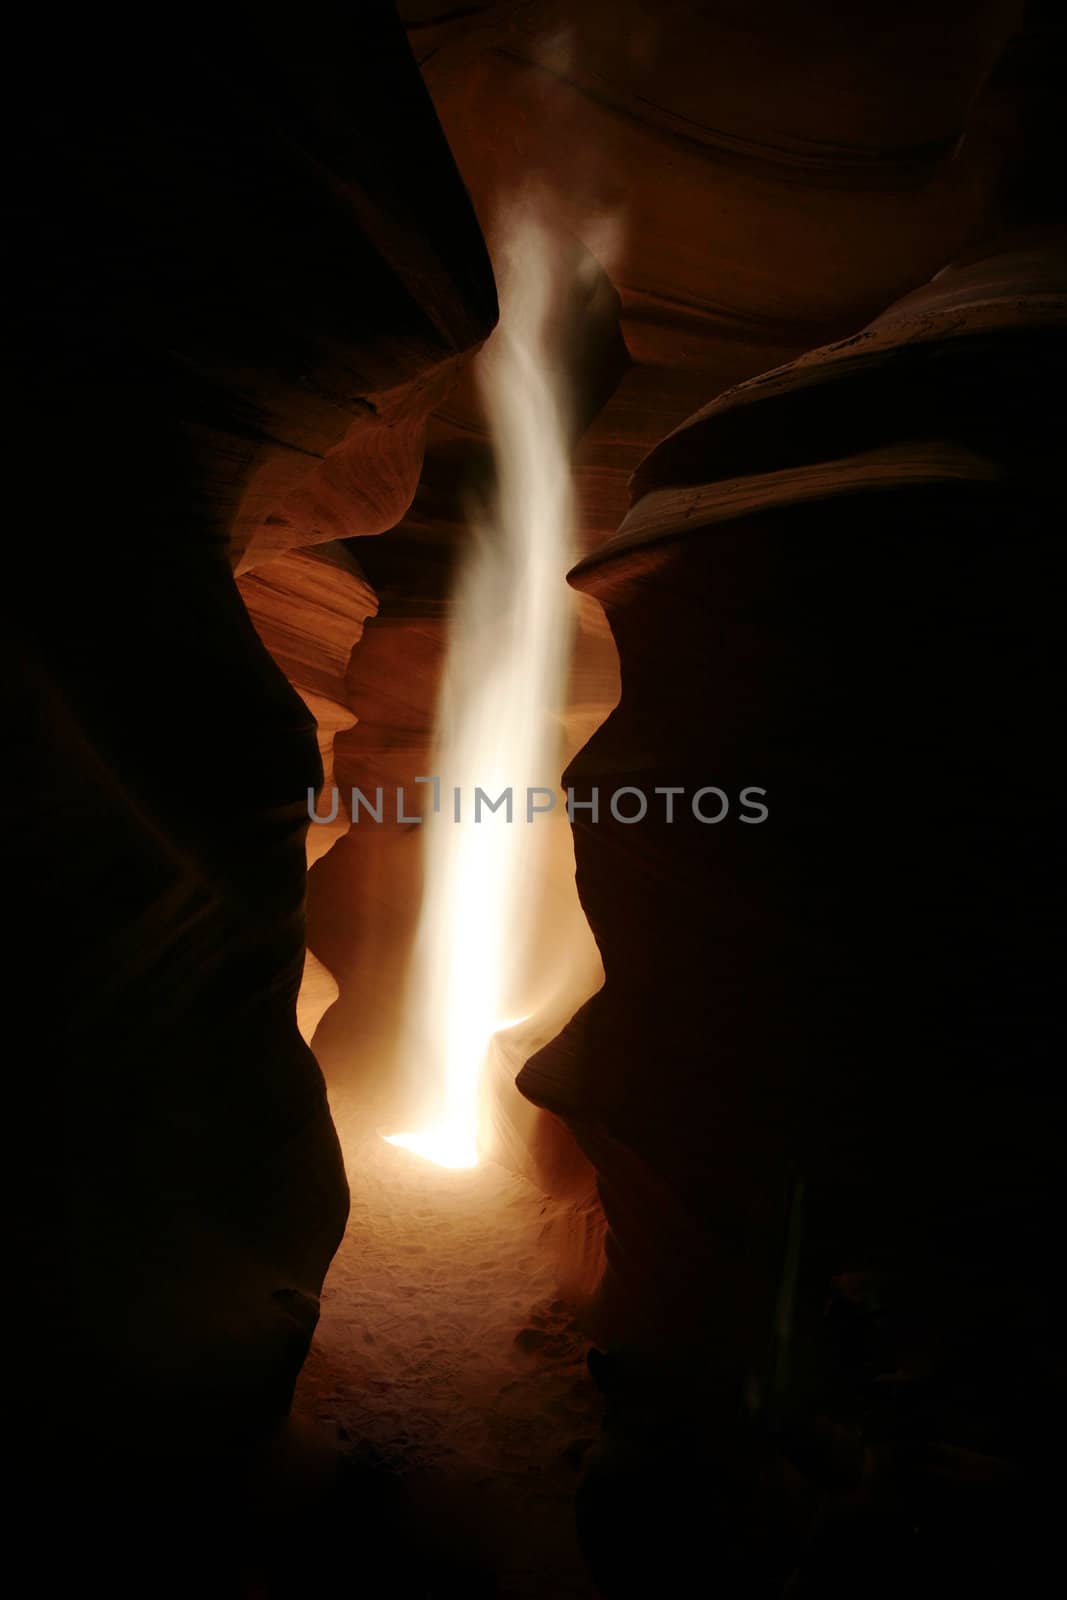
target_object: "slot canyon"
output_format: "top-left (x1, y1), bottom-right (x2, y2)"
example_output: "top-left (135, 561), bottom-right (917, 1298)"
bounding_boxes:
top-left (8, 2), bottom-right (1064, 1595)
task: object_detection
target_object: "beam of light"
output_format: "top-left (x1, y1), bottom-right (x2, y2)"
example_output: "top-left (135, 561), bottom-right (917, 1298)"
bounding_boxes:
top-left (384, 211), bottom-right (577, 1170)
top-left (382, 1129), bottom-right (480, 1170)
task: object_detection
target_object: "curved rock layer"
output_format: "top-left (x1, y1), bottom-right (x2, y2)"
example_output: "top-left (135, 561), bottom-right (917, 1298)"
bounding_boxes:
top-left (238, 542), bottom-right (382, 1040)
top-left (237, 541), bottom-right (380, 867)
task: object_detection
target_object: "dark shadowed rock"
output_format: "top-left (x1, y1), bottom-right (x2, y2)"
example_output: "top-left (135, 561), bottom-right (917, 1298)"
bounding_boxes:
top-left (7, 0), bottom-right (496, 1582)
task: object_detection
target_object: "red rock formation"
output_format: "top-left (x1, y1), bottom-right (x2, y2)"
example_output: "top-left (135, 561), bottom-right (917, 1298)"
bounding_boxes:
top-left (238, 541), bottom-right (381, 1039)
top-left (238, 540), bottom-right (379, 862)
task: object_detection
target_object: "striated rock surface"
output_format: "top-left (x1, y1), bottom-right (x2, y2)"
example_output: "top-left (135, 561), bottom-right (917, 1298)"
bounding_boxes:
top-left (238, 541), bottom-right (379, 867)
top-left (237, 543), bottom-right (378, 710)
top-left (239, 541), bottom-right (381, 1041)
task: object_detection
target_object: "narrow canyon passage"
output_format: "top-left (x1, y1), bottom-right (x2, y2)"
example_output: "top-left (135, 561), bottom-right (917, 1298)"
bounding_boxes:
top-left (287, 211), bottom-right (616, 1594)
top-left (294, 1082), bottom-right (600, 1597)
top-left (13, 5), bottom-right (1064, 1594)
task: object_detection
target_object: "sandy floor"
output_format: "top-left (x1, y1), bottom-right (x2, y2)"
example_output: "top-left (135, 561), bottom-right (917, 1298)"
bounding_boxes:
top-left (293, 1089), bottom-right (601, 1597)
